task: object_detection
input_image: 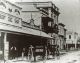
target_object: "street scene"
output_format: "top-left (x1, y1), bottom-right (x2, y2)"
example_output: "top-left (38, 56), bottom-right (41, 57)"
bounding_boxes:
top-left (0, 0), bottom-right (80, 63)
top-left (2, 50), bottom-right (80, 63)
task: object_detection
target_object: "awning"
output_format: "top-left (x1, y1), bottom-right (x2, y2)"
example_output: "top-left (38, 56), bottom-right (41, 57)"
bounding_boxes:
top-left (0, 23), bottom-right (52, 39)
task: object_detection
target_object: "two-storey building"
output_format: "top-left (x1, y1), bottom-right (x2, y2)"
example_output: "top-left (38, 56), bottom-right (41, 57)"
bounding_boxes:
top-left (0, 0), bottom-right (52, 61)
top-left (16, 1), bottom-right (60, 56)
top-left (0, 0), bottom-right (22, 60)
top-left (66, 31), bottom-right (78, 50)
top-left (58, 23), bottom-right (66, 50)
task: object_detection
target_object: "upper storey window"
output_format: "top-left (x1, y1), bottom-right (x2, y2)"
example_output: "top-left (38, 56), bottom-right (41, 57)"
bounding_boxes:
top-left (48, 21), bottom-right (52, 27)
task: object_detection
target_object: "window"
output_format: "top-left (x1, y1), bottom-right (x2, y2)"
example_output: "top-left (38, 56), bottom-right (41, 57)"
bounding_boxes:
top-left (69, 35), bottom-right (71, 39)
top-left (48, 21), bottom-right (52, 27)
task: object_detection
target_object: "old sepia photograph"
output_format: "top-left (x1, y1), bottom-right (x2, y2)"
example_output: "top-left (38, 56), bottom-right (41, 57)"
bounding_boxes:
top-left (0, 0), bottom-right (80, 63)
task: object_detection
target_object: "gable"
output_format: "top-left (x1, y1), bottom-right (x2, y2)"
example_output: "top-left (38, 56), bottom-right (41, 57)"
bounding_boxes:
top-left (0, 0), bottom-right (22, 18)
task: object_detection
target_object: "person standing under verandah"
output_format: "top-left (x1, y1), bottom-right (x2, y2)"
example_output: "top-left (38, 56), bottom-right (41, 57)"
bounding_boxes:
top-left (22, 48), bottom-right (25, 60)
top-left (10, 46), bottom-right (17, 59)
top-left (28, 45), bottom-right (34, 61)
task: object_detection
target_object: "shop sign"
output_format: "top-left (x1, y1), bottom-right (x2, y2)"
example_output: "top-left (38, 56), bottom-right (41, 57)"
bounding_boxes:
top-left (0, 14), bottom-right (5, 19)
top-left (8, 16), bottom-right (13, 22)
top-left (35, 49), bottom-right (43, 52)
top-left (7, 14), bottom-right (21, 27)
top-left (35, 46), bottom-right (44, 52)
top-left (14, 17), bottom-right (20, 24)
top-left (0, 11), bottom-right (6, 20)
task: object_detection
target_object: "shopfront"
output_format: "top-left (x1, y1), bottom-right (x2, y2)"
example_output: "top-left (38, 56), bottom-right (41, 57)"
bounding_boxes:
top-left (0, 25), bottom-right (51, 61)
top-left (0, 0), bottom-right (52, 61)
top-left (7, 33), bottom-right (48, 59)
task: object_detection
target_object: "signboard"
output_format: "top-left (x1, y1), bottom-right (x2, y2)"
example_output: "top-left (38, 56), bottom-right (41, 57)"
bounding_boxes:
top-left (0, 0), bottom-right (22, 28)
top-left (0, 11), bottom-right (22, 27)
top-left (35, 49), bottom-right (43, 52)
top-left (34, 45), bottom-right (47, 57)
top-left (35, 46), bottom-right (45, 55)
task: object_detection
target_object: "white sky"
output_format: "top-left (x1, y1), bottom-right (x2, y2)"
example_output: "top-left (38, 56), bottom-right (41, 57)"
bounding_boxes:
top-left (7, 0), bottom-right (80, 34)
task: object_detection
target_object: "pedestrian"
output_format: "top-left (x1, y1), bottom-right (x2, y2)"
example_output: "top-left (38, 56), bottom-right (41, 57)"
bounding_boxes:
top-left (56, 45), bottom-right (60, 59)
top-left (10, 46), bottom-right (13, 59)
top-left (28, 45), bottom-right (34, 61)
top-left (22, 48), bottom-right (25, 60)
top-left (10, 46), bottom-right (17, 59)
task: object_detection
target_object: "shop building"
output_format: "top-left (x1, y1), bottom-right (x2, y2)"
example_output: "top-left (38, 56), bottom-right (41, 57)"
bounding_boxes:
top-left (0, 0), bottom-right (52, 61)
top-left (66, 31), bottom-right (78, 50)
top-left (58, 23), bottom-right (66, 50)
top-left (16, 1), bottom-right (60, 56)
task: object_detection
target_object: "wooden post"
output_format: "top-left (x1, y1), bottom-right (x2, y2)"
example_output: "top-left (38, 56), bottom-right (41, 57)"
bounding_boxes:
top-left (28, 45), bottom-right (34, 61)
top-left (30, 45), bottom-right (34, 61)
top-left (45, 46), bottom-right (47, 59)
top-left (22, 52), bottom-right (24, 60)
top-left (48, 8), bottom-right (52, 18)
top-left (4, 33), bottom-right (9, 61)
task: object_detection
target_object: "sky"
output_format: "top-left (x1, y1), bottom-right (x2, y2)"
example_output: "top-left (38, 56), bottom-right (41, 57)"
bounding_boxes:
top-left (7, 0), bottom-right (80, 34)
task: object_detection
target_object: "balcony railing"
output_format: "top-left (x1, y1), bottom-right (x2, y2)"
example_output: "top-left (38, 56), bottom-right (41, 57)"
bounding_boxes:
top-left (22, 21), bottom-right (40, 30)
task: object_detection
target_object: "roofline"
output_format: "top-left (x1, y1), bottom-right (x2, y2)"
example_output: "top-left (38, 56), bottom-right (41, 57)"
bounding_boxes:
top-left (58, 23), bottom-right (65, 27)
top-left (6, 0), bottom-right (22, 9)
top-left (16, 1), bottom-right (58, 8)
top-left (16, 1), bottom-right (53, 4)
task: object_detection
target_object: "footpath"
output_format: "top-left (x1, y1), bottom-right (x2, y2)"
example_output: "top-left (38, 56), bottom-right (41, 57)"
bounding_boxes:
top-left (0, 50), bottom-right (79, 63)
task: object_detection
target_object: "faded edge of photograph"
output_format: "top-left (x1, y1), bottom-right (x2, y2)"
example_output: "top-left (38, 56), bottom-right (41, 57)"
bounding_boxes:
top-left (0, 0), bottom-right (80, 63)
